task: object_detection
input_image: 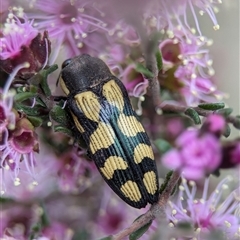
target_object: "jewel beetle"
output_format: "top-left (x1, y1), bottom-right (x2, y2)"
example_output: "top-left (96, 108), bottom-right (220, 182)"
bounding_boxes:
top-left (59, 54), bottom-right (159, 208)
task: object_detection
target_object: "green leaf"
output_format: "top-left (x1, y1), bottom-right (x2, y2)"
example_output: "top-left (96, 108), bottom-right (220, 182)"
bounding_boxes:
top-left (14, 103), bottom-right (40, 116)
top-left (27, 116), bottom-right (43, 127)
top-left (159, 171), bottom-right (173, 194)
top-left (198, 102), bottom-right (225, 110)
top-left (54, 125), bottom-right (72, 136)
top-left (154, 139), bottom-right (172, 154)
top-left (38, 64), bottom-right (58, 78)
top-left (30, 85), bottom-right (38, 93)
top-left (216, 108), bottom-right (233, 117)
top-left (16, 86), bottom-right (27, 93)
top-left (14, 92), bottom-right (36, 102)
top-left (39, 76), bottom-right (51, 97)
top-left (135, 63), bottom-right (154, 78)
top-left (29, 204), bottom-right (50, 240)
top-left (155, 50), bottom-right (163, 71)
top-left (35, 97), bottom-right (47, 108)
top-left (98, 237), bottom-right (113, 240)
top-left (73, 230), bottom-right (91, 240)
top-left (29, 223), bottom-right (41, 240)
top-left (176, 221), bottom-right (192, 230)
top-left (40, 203), bottom-right (50, 227)
top-left (39, 64), bottom-right (58, 96)
top-left (129, 219), bottom-right (152, 240)
top-left (185, 108), bottom-right (201, 124)
top-left (50, 105), bottom-right (69, 125)
top-left (223, 124), bottom-right (231, 138)
top-left (174, 221), bottom-right (194, 238)
top-left (233, 117), bottom-right (240, 130)
top-left (0, 197), bottom-right (15, 203)
top-left (207, 230), bottom-right (226, 240)
top-left (212, 169), bottom-right (220, 177)
top-left (45, 64), bottom-right (58, 75)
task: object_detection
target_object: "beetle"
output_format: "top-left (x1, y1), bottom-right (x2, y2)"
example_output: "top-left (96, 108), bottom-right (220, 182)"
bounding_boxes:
top-left (59, 54), bottom-right (159, 208)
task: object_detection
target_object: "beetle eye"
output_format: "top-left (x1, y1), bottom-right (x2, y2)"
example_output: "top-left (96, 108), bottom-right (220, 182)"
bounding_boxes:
top-left (61, 58), bottom-right (72, 69)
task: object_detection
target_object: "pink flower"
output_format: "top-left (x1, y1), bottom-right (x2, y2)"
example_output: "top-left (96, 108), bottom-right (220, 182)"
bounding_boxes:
top-left (203, 114), bottom-right (226, 134)
top-left (1, 205), bottom-right (74, 240)
top-left (93, 187), bottom-right (143, 238)
top-left (97, 204), bottom-right (125, 235)
top-left (26, 0), bottom-right (108, 59)
top-left (147, 0), bottom-right (220, 35)
top-left (219, 140), bottom-right (240, 169)
top-left (0, 62), bottom-right (41, 195)
top-left (120, 64), bottom-right (146, 94)
top-left (57, 150), bottom-right (97, 193)
top-left (0, 13), bottom-right (51, 79)
top-left (151, 0), bottom-right (223, 106)
top-left (1, 118), bottom-right (39, 193)
top-left (230, 143), bottom-right (240, 165)
top-left (0, 14), bottom-right (38, 60)
top-left (10, 118), bottom-right (39, 154)
top-left (166, 176), bottom-right (240, 239)
top-left (159, 31), bottom-right (222, 106)
top-left (1, 151), bottom-right (59, 200)
top-left (166, 119), bottom-right (184, 138)
top-left (162, 129), bottom-right (221, 180)
top-left (0, 205), bottom-right (37, 239)
top-left (41, 222), bottom-right (73, 240)
top-left (108, 44), bottom-right (125, 63)
top-left (0, 0), bottom-right (12, 20)
top-left (100, 44), bottom-right (126, 75)
top-left (113, 22), bottom-right (140, 45)
top-left (159, 39), bottom-right (181, 66)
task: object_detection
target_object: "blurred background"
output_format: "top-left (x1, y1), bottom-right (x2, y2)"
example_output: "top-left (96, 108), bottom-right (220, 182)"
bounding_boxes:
top-left (200, 1), bottom-right (239, 138)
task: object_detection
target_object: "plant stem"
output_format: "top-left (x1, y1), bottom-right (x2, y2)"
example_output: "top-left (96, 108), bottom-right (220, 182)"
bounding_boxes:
top-left (161, 103), bottom-right (239, 126)
top-left (112, 171), bottom-right (180, 240)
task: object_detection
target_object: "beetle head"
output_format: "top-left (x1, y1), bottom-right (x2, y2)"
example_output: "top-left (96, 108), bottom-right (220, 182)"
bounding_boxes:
top-left (60, 54), bottom-right (112, 95)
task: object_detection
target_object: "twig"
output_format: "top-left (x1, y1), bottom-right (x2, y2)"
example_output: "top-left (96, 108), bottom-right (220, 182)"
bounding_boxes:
top-left (140, 32), bottom-right (161, 107)
top-left (161, 103), bottom-right (239, 126)
top-left (112, 211), bottom-right (153, 240)
top-left (112, 171), bottom-right (180, 240)
top-left (145, 53), bottom-right (161, 107)
top-left (126, 16), bottom-right (161, 107)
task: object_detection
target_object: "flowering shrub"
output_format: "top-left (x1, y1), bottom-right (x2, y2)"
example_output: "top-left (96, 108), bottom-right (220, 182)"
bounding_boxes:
top-left (0, 1), bottom-right (239, 240)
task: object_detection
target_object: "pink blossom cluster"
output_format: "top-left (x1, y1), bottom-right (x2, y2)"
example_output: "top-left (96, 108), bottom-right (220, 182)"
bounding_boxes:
top-left (162, 128), bottom-right (221, 180)
top-left (0, 0), bottom-right (224, 104)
